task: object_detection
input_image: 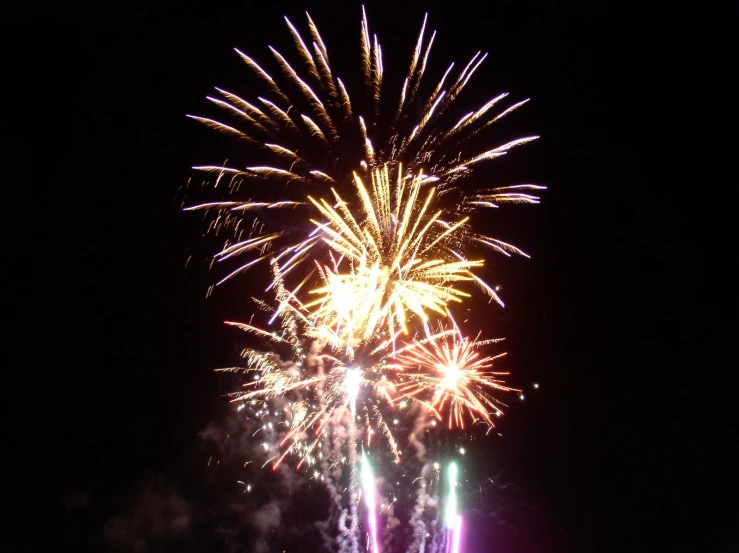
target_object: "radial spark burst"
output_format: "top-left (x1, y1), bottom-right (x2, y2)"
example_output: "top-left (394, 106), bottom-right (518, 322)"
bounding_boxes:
top-left (304, 165), bottom-right (498, 353)
top-left (184, 7), bottom-right (543, 341)
top-left (186, 8), bottom-right (544, 553)
top-left (393, 327), bottom-right (517, 429)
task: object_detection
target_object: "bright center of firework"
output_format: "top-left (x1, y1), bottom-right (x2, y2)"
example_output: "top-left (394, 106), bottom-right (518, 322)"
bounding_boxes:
top-left (186, 8), bottom-right (543, 551)
top-left (345, 368), bottom-right (362, 407)
top-left (441, 364), bottom-right (462, 390)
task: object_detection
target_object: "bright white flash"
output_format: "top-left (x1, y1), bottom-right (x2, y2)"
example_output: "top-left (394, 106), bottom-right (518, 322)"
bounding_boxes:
top-left (345, 368), bottom-right (362, 409)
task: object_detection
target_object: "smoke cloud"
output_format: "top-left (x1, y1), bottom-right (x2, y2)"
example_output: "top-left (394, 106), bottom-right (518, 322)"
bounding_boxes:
top-left (101, 477), bottom-right (191, 553)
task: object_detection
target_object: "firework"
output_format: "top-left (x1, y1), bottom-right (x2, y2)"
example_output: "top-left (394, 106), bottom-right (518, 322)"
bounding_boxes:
top-left (444, 462), bottom-right (458, 530)
top-left (450, 516), bottom-right (463, 553)
top-left (361, 454), bottom-right (381, 553)
top-left (346, 368), bottom-right (363, 413)
top-left (220, 271), bottom-right (449, 466)
top-left (393, 326), bottom-right (517, 429)
top-left (184, 7), bottom-right (543, 343)
top-left (186, 7), bottom-right (543, 552)
top-left (305, 165), bottom-right (487, 352)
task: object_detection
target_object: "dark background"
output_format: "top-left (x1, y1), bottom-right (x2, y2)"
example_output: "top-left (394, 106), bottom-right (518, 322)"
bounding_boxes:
top-left (6, 1), bottom-right (736, 552)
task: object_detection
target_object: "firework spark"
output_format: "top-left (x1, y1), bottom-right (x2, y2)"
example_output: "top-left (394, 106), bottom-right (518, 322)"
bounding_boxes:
top-left (444, 462), bottom-right (458, 530)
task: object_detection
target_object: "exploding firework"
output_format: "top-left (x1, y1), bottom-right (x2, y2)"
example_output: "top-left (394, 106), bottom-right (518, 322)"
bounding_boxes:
top-left (215, 272), bottom-right (514, 552)
top-left (304, 165), bottom-right (517, 353)
top-left (185, 7), bottom-right (543, 553)
top-left (219, 264), bottom-right (443, 466)
top-left (184, 7), bottom-right (543, 344)
top-left (392, 325), bottom-right (517, 429)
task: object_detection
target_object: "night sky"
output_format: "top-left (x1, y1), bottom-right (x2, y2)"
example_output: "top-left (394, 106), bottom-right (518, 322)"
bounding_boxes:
top-left (8, 2), bottom-right (737, 552)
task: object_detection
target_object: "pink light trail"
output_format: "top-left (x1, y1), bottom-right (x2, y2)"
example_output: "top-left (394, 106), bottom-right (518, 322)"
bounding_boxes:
top-left (361, 455), bottom-right (380, 553)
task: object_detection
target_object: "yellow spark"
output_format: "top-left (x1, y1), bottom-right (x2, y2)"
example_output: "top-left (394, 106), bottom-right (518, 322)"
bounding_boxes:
top-left (302, 165), bottom-right (487, 349)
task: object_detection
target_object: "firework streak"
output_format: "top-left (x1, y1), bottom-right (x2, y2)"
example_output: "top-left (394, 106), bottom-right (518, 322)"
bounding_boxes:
top-left (185, 6), bottom-right (542, 552)
top-left (451, 517), bottom-right (463, 553)
top-left (362, 455), bottom-right (381, 553)
top-left (445, 462), bottom-right (458, 530)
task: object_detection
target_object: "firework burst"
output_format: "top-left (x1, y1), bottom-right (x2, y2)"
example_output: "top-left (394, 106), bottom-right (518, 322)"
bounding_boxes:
top-left (184, 8), bottom-right (543, 332)
top-left (219, 263), bottom-right (447, 466)
top-left (392, 326), bottom-right (516, 429)
top-left (185, 7), bottom-right (543, 553)
top-left (305, 165), bottom-right (488, 352)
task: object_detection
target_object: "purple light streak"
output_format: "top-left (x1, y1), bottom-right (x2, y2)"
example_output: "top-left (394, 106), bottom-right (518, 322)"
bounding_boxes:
top-left (361, 455), bottom-right (380, 553)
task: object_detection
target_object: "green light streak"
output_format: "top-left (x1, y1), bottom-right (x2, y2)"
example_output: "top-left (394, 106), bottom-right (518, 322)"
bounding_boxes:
top-left (444, 461), bottom-right (458, 528)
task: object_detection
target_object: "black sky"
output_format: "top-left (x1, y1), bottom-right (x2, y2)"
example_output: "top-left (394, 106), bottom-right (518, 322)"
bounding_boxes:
top-left (7, 2), bottom-right (737, 552)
